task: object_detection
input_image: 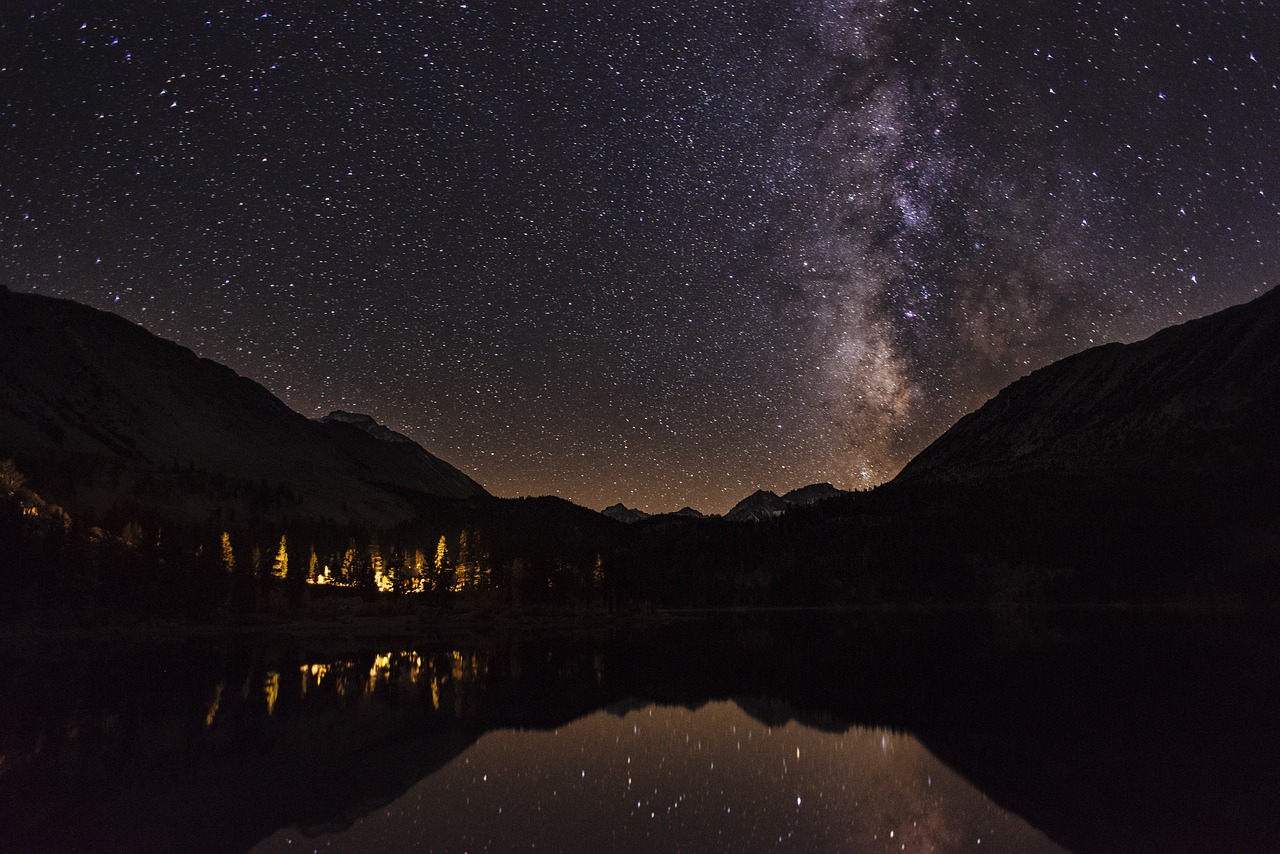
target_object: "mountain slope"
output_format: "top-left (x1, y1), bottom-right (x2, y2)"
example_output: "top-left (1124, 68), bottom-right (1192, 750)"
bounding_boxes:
top-left (895, 286), bottom-right (1280, 485)
top-left (724, 490), bottom-right (788, 522)
top-left (0, 287), bottom-right (486, 525)
top-left (602, 503), bottom-right (651, 524)
top-left (780, 482), bottom-right (847, 506)
top-left (724, 483), bottom-right (850, 522)
top-left (317, 411), bottom-right (486, 500)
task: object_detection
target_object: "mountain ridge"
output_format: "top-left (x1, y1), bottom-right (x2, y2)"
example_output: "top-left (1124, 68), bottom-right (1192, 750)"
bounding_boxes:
top-left (602, 503), bottom-right (651, 524)
top-left (895, 286), bottom-right (1280, 485)
top-left (0, 287), bottom-right (487, 526)
top-left (724, 482), bottom-right (850, 522)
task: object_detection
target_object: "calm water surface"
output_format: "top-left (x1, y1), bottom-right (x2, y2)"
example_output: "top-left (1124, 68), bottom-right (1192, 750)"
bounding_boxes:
top-left (2, 610), bottom-right (1278, 853)
top-left (253, 699), bottom-right (1062, 853)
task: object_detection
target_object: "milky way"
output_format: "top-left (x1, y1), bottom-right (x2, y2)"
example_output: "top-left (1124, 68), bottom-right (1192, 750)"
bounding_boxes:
top-left (4, 2), bottom-right (1277, 512)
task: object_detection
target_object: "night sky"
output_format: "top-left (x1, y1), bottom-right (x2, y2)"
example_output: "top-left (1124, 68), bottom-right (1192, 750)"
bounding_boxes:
top-left (4, 2), bottom-right (1278, 513)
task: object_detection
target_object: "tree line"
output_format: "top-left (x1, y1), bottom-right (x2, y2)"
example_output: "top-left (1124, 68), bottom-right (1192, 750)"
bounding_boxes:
top-left (4, 455), bottom-right (1278, 620)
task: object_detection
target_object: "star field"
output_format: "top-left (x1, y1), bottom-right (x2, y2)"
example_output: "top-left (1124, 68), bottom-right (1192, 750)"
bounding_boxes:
top-left (252, 701), bottom-right (1066, 853)
top-left (4, 1), bottom-right (1278, 513)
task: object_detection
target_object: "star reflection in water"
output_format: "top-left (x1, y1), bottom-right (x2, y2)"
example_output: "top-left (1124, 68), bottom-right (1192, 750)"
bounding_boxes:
top-left (253, 699), bottom-right (1065, 853)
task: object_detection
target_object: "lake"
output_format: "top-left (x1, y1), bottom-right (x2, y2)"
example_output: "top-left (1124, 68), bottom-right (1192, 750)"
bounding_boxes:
top-left (2, 609), bottom-right (1278, 852)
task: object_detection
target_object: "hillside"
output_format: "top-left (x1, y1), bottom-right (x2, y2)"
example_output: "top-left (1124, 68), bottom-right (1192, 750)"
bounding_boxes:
top-left (0, 287), bottom-right (486, 527)
top-left (895, 286), bottom-right (1280, 485)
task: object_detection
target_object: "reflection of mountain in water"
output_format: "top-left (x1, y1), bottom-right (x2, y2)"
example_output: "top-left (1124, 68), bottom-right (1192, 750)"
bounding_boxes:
top-left (254, 700), bottom-right (1065, 854)
top-left (2, 612), bottom-right (1278, 854)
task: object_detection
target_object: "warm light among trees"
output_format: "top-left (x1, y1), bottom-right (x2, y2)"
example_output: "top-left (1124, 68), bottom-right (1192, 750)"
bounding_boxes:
top-left (273, 535), bottom-right (288, 579)
top-left (220, 532), bottom-right (235, 573)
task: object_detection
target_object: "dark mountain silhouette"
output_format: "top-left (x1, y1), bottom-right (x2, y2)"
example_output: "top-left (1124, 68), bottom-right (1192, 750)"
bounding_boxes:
top-left (4, 284), bottom-right (1279, 610)
top-left (724, 483), bottom-right (851, 522)
top-left (724, 489), bottom-right (788, 522)
top-left (626, 505), bottom-right (710, 532)
top-left (611, 287), bottom-right (1280, 606)
top-left (895, 286), bottom-right (1280, 485)
top-left (601, 502), bottom-right (651, 524)
top-left (0, 286), bottom-right (486, 526)
top-left (669, 506), bottom-right (705, 518)
top-left (831, 286), bottom-right (1280, 601)
top-left (780, 482), bottom-right (847, 505)
top-left (316, 410), bottom-right (486, 501)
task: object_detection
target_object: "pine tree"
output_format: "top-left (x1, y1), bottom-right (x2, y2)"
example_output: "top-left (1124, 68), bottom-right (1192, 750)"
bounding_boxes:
top-left (433, 534), bottom-right (451, 591)
top-left (412, 548), bottom-right (427, 592)
top-left (370, 540), bottom-right (389, 591)
top-left (340, 541), bottom-right (358, 585)
top-left (272, 535), bottom-right (288, 579)
top-left (454, 531), bottom-right (472, 592)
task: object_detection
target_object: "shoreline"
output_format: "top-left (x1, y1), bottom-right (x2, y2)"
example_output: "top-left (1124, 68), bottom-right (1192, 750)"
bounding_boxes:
top-left (2, 599), bottom-right (1273, 653)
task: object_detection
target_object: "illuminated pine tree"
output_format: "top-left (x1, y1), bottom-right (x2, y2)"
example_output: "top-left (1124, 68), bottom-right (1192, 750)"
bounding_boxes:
top-left (272, 535), bottom-right (288, 579)
top-left (369, 540), bottom-right (391, 592)
top-left (475, 534), bottom-right (491, 589)
top-left (412, 549), bottom-right (427, 592)
top-left (429, 538), bottom-right (448, 591)
top-left (307, 547), bottom-right (319, 582)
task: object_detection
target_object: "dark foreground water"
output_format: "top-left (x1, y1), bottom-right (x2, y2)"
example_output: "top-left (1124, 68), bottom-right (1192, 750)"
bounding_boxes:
top-left (2, 610), bottom-right (1278, 853)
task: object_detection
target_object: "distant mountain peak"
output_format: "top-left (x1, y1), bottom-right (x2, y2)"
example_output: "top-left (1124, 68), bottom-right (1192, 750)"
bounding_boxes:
top-left (725, 489), bottom-right (787, 522)
top-left (321, 410), bottom-right (414, 444)
top-left (323, 410), bottom-right (377, 426)
top-left (781, 482), bottom-right (845, 505)
top-left (602, 503), bottom-right (651, 524)
top-left (725, 482), bottom-right (850, 522)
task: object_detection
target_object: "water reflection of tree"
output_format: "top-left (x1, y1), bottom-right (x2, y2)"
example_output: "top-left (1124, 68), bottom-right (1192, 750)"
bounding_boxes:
top-left (288, 650), bottom-right (492, 719)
